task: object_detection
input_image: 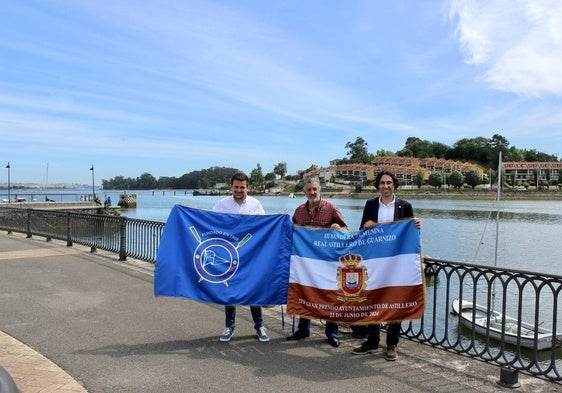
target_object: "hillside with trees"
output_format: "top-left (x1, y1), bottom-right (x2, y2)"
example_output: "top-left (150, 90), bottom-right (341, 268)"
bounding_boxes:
top-left (102, 134), bottom-right (559, 190)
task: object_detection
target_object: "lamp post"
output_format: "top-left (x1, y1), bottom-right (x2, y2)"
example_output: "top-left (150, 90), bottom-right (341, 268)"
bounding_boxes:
top-left (90, 165), bottom-right (95, 201)
top-left (5, 163), bottom-right (10, 203)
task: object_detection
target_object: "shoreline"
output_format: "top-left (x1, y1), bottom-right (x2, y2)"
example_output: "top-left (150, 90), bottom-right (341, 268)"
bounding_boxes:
top-left (271, 190), bottom-right (562, 201)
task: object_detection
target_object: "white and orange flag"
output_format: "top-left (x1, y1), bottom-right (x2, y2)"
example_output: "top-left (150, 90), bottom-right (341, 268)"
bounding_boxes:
top-left (287, 219), bottom-right (425, 324)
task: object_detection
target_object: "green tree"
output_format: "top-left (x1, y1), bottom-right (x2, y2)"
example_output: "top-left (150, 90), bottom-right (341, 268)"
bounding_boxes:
top-left (397, 137), bottom-right (450, 159)
top-left (429, 142), bottom-right (451, 158)
top-left (525, 149), bottom-right (558, 162)
top-left (505, 146), bottom-right (525, 162)
top-left (250, 163), bottom-right (265, 190)
top-left (399, 148), bottom-right (413, 157)
top-left (488, 134), bottom-right (510, 169)
top-left (465, 169), bottom-right (482, 189)
top-left (449, 137), bottom-right (490, 163)
top-left (136, 173), bottom-right (158, 189)
top-left (102, 175), bottom-right (132, 190)
top-left (398, 137), bottom-right (427, 158)
top-left (428, 171), bottom-right (443, 188)
top-left (375, 149), bottom-right (395, 157)
top-left (345, 137), bottom-right (371, 163)
top-left (510, 171), bottom-right (516, 187)
top-left (273, 162), bottom-right (287, 179)
top-left (264, 172), bottom-right (276, 189)
top-left (448, 171), bottom-right (464, 189)
top-left (157, 176), bottom-right (176, 189)
top-left (197, 178), bottom-right (209, 189)
top-left (414, 171), bottom-right (425, 189)
top-left (174, 167), bottom-right (239, 189)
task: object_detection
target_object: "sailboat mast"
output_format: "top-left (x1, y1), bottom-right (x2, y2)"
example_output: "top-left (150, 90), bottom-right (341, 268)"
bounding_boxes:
top-left (491, 152), bottom-right (502, 314)
top-left (494, 152), bottom-right (502, 268)
top-left (45, 163), bottom-right (49, 189)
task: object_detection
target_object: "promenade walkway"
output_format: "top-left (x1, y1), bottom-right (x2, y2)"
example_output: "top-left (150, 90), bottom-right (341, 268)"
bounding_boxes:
top-left (0, 232), bottom-right (558, 393)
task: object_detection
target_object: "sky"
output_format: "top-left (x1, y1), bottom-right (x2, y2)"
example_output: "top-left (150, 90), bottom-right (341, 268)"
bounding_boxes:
top-left (1, 0), bottom-right (562, 186)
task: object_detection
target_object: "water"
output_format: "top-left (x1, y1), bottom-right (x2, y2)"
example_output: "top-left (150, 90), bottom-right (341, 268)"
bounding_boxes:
top-left (5, 188), bottom-right (562, 276)
top-left (120, 190), bottom-right (562, 357)
top-left (112, 189), bottom-right (562, 277)
top-left (8, 188), bottom-right (562, 366)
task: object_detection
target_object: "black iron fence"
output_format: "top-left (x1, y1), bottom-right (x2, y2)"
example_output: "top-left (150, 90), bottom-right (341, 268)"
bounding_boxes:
top-left (406, 258), bottom-right (561, 383)
top-left (0, 207), bottom-right (164, 262)
top-left (0, 208), bottom-right (560, 383)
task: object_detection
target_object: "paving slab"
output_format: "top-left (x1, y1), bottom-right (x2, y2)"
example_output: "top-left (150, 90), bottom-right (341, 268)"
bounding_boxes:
top-left (0, 232), bottom-right (559, 393)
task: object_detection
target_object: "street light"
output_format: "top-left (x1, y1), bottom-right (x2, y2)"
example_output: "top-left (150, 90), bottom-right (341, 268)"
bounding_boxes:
top-left (90, 165), bottom-right (95, 201)
top-left (5, 162), bottom-right (10, 203)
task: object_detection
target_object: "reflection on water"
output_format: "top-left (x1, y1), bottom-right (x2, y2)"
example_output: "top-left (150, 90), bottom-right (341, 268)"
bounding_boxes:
top-left (116, 191), bottom-right (562, 276)
top-left (416, 208), bottom-right (562, 224)
top-left (11, 189), bottom-right (561, 372)
top-left (11, 189), bottom-right (562, 276)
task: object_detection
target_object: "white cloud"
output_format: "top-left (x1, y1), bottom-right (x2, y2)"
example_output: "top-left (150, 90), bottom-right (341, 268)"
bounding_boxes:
top-left (449, 0), bottom-right (562, 97)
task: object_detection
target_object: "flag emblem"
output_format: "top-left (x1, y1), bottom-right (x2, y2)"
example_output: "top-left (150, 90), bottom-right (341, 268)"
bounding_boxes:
top-left (190, 225), bottom-right (253, 286)
top-left (336, 253), bottom-right (368, 302)
top-left (194, 237), bottom-right (239, 284)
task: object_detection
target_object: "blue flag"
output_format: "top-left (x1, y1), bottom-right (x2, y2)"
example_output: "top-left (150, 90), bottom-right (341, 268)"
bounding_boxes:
top-left (154, 205), bottom-right (293, 305)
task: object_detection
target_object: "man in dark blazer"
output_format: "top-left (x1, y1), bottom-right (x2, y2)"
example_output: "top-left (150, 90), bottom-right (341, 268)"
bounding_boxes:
top-left (351, 170), bottom-right (421, 360)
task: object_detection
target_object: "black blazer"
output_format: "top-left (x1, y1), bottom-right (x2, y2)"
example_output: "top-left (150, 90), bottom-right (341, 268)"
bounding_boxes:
top-left (359, 197), bottom-right (414, 229)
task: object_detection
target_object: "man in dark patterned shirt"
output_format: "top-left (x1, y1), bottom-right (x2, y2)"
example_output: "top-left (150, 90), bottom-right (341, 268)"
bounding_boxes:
top-left (287, 177), bottom-right (348, 347)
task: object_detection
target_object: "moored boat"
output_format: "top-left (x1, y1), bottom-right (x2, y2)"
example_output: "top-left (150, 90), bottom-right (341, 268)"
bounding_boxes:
top-left (451, 298), bottom-right (562, 350)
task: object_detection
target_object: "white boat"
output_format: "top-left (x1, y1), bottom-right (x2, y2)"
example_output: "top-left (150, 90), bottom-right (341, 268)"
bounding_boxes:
top-left (451, 298), bottom-right (562, 350)
top-left (451, 152), bottom-right (562, 351)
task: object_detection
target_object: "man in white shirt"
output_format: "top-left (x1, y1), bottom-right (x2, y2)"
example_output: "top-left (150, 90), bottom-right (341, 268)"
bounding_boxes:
top-left (212, 172), bottom-right (269, 343)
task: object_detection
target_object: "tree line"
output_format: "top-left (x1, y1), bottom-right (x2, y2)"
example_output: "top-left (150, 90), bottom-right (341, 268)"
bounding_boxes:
top-left (101, 162), bottom-right (291, 190)
top-left (102, 134), bottom-right (559, 190)
top-left (342, 134), bottom-right (558, 170)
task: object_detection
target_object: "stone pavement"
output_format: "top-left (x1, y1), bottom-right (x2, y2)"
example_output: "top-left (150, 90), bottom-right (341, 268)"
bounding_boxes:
top-left (0, 232), bottom-right (559, 393)
top-left (0, 330), bottom-right (87, 392)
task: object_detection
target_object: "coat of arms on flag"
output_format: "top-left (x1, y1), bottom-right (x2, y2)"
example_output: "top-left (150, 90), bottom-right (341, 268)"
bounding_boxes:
top-left (287, 220), bottom-right (425, 324)
top-left (336, 253), bottom-right (368, 301)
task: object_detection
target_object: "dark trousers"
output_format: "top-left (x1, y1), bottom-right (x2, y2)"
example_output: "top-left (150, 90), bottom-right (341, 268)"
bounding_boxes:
top-left (296, 318), bottom-right (339, 338)
top-left (364, 323), bottom-right (401, 348)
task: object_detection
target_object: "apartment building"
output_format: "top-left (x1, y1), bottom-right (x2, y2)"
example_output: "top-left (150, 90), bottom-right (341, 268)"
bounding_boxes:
top-left (307, 157), bottom-right (561, 187)
top-left (502, 161), bottom-right (562, 185)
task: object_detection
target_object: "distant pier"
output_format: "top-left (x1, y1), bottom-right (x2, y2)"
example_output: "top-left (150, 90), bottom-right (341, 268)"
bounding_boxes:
top-left (0, 201), bottom-right (121, 216)
top-left (118, 193), bottom-right (137, 208)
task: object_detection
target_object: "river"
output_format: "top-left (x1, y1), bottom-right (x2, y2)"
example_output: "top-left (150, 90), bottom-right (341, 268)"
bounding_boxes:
top-left (109, 189), bottom-right (562, 277)
top-left (7, 188), bottom-right (562, 363)
top-left (6, 188), bottom-right (562, 276)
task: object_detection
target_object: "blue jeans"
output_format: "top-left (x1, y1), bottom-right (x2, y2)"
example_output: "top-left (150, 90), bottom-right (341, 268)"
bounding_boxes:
top-left (225, 305), bottom-right (264, 331)
top-left (297, 318), bottom-right (338, 338)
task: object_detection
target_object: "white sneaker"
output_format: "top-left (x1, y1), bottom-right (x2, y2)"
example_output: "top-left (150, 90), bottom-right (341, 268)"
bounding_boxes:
top-left (219, 328), bottom-right (233, 342)
top-left (256, 327), bottom-right (269, 342)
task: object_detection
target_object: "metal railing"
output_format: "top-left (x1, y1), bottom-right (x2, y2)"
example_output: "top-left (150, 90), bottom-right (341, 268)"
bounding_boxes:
top-left (0, 207), bottom-right (164, 262)
top-left (0, 192), bottom-right (97, 203)
top-left (404, 257), bottom-right (561, 383)
top-left (0, 208), bottom-right (560, 383)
